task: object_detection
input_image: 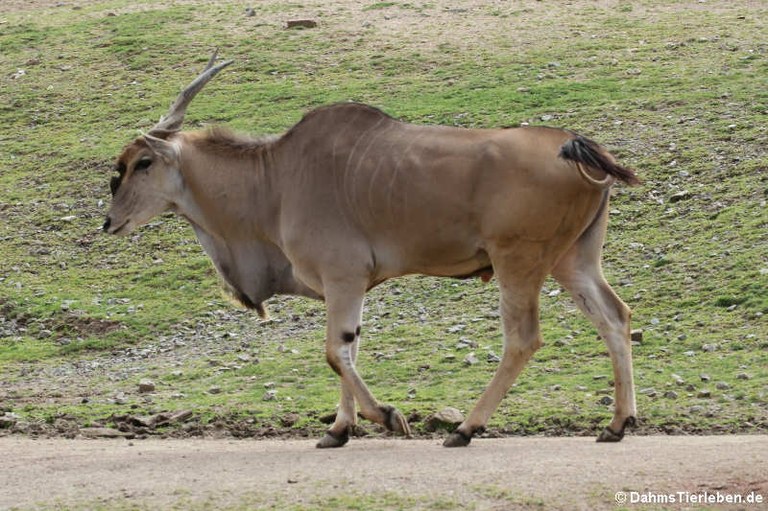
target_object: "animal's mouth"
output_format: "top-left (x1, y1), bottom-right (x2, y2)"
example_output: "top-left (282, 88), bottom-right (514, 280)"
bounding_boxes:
top-left (112, 221), bottom-right (129, 235)
top-left (103, 217), bottom-right (130, 235)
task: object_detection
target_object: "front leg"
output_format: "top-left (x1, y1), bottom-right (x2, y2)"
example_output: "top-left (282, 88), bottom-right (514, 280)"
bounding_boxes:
top-left (316, 283), bottom-right (411, 448)
top-left (316, 337), bottom-right (358, 448)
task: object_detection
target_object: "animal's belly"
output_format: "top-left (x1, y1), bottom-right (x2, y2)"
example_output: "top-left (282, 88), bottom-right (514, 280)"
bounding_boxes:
top-left (373, 237), bottom-right (492, 282)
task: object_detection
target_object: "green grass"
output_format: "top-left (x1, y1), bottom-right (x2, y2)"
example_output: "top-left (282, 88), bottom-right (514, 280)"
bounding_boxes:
top-left (0, 0), bottom-right (766, 446)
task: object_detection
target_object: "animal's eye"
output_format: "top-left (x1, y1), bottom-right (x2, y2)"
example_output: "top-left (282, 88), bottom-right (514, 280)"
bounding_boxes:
top-left (134, 158), bottom-right (152, 172)
top-left (110, 176), bottom-right (121, 196)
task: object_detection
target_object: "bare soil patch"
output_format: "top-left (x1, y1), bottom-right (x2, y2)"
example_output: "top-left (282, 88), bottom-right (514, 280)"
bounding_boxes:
top-left (1, 435), bottom-right (766, 510)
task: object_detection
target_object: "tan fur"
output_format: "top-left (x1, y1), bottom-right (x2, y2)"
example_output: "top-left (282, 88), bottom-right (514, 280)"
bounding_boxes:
top-left (105, 60), bottom-right (638, 447)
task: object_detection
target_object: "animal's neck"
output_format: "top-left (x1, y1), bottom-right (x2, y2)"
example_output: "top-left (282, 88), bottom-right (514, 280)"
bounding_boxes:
top-left (169, 137), bottom-right (319, 303)
top-left (173, 137), bottom-right (278, 242)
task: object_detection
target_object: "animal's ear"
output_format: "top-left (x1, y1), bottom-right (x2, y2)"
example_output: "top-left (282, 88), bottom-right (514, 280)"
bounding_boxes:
top-left (143, 134), bottom-right (180, 164)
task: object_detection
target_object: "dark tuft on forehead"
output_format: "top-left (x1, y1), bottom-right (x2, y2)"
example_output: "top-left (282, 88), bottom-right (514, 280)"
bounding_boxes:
top-left (111, 138), bottom-right (148, 196)
top-left (115, 138), bottom-right (149, 169)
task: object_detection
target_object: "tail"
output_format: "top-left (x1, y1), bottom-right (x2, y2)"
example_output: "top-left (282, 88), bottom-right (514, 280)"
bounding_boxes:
top-left (559, 135), bottom-right (640, 187)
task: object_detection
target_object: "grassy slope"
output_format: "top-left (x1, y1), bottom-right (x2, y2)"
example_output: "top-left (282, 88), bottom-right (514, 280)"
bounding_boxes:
top-left (0, 0), bottom-right (766, 439)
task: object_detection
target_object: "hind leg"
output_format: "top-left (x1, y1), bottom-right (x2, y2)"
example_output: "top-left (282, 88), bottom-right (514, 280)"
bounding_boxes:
top-left (552, 231), bottom-right (637, 441)
top-left (445, 248), bottom-right (547, 447)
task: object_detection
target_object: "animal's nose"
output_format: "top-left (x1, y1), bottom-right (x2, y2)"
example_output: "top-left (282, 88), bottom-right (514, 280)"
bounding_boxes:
top-left (102, 217), bottom-right (112, 232)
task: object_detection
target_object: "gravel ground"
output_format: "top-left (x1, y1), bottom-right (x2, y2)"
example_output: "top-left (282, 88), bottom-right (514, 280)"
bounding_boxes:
top-left (1, 435), bottom-right (766, 510)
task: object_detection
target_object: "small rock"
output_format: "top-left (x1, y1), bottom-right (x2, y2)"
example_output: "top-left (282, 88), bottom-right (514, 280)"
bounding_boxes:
top-left (0, 414), bottom-right (18, 429)
top-left (280, 413), bottom-right (300, 427)
top-left (486, 352), bottom-right (500, 363)
top-left (650, 318), bottom-right (660, 325)
top-left (669, 190), bottom-right (691, 203)
top-left (208, 386), bottom-right (222, 395)
top-left (699, 373), bottom-right (711, 382)
top-left (671, 373), bottom-right (685, 385)
top-left (424, 407), bottom-right (464, 432)
top-left (286, 19), bottom-right (317, 29)
top-left (129, 415), bottom-right (157, 428)
top-left (79, 427), bottom-right (126, 438)
top-left (697, 389), bottom-right (712, 398)
top-left (245, 6), bottom-right (255, 16)
top-left (456, 338), bottom-right (477, 350)
top-left (112, 392), bottom-right (127, 405)
top-left (576, 385), bottom-right (588, 391)
top-left (639, 387), bottom-right (657, 398)
top-left (689, 405), bottom-right (705, 414)
top-left (550, 384), bottom-right (562, 391)
top-left (263, 390), bottom-right (277, 401)
top-left (715, 382), bottom-right (730, 390)
top-left (168, 410), bottom-right (193, 423)
top-left (701, 343), bottom-right (717, 352)
top-left (664, 390), bottom-right (679, 399)
top-left (138, 379), bottom-right (155, 393)
top-left (599, 396), bottom-right (614, 406)
top-left (593, 375), bottom-right (607, 381)
top-left (736, 373), bottom-right (750, 380)
top-left (630, 329), bottom-right (643, 343)
top-left (463, 352), bottom-right (478, 366)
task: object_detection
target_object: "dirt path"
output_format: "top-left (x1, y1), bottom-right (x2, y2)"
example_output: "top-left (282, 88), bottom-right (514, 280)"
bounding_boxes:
top-left (1, 435), bottom-right (766, 510)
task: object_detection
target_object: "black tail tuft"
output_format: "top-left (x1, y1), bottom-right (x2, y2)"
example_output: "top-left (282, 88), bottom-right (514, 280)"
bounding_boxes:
top-left (559, 136), bottom-right (640, 186)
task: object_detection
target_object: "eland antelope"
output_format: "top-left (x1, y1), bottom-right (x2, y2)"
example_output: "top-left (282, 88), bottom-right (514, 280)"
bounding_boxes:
top-left (104, 52), bottom-right (640, 448)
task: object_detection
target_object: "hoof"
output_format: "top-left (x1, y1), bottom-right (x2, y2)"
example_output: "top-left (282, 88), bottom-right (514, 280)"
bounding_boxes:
top-left (381, 405), bottom-right (412, 438)
top-left (596, 416), bottom-right (637, 443)
top-left (596, 426), bottom-right (624, 442)
top-left (443, 429), bottom-right (472, 448)
top-left (316, 428), bottom-right (349, 448)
